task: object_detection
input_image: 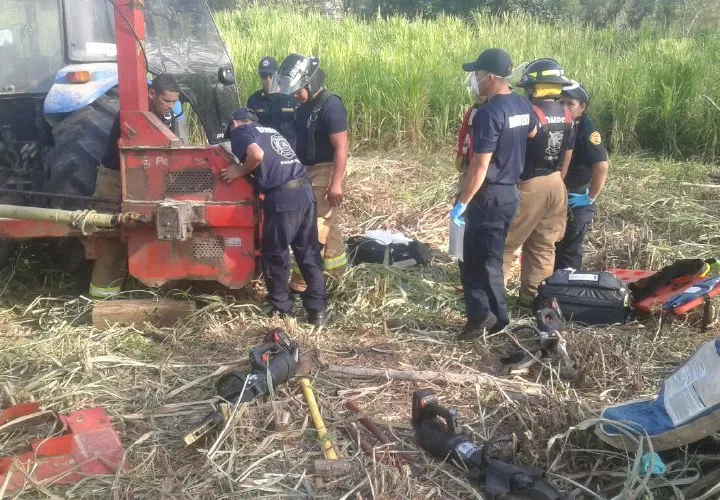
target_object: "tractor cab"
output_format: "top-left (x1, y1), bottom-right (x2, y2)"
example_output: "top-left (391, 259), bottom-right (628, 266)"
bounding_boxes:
top-left (0, 0), bottom-right (240, 203)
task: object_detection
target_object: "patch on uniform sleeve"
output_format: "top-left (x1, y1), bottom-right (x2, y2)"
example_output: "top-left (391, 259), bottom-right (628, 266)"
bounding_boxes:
top-left (589, 131), bottom-right (602, 145)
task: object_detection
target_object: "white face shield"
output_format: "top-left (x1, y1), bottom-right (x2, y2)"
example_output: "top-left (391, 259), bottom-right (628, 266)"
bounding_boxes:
top-left (508, 61), bottom-right (530, 88)
top-left (270, 56), bottom-right (311, 95)
top-left (464, 72), bottom-right (480, 97)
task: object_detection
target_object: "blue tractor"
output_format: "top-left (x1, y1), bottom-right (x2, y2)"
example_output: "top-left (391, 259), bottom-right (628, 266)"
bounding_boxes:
top-left (0, 0), bottom-right (240, 265)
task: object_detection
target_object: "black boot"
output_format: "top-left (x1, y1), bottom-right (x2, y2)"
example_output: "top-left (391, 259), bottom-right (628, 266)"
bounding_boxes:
top-left (457, 311), bottom-right (498, 341)
top-left (307, 310), bottom-right (329, 326)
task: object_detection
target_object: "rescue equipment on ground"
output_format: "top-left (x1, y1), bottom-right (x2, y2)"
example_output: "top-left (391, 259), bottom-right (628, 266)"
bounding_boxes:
top-left (412, 389), bottom-right (569, 499)
top-left (611, 258), bottom-right (719, 315)
top-left (0, 405), bottom-right (126, 494)
top-left (535, 269), bottom-right (630, 325)
top-left (183, 329), bottom-right (298, 445)
top-left (347, 230), bottom-right (432, 267)
top-left (662, 275), bottom-right (720, 330)
top-left (500, 298), bottom-right (576, 377)
top-left (597, 338), bottom-right (720, 452)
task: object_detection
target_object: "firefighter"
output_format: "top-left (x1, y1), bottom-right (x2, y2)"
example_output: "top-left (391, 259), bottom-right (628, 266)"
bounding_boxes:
top-left (219, 108), bottom-right (328, 325)
top-left (272, 54), bottom-right (350, 293)
top-left (453, 48), bottom-right (537, 341)
top-left (89, 74), bottom-right (180, 299)
top-left (247, 57), bottom-right (298, 146)
top-left (501, 58), bottom-right (576, 309)
top-left (554, 80), bottom-right (609, 270)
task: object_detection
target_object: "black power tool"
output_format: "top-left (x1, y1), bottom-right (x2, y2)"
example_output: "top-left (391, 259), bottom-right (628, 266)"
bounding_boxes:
top-left (412, 389), bottom-right (570, 500)
top-left (184, 329), bottom-right (298, 445)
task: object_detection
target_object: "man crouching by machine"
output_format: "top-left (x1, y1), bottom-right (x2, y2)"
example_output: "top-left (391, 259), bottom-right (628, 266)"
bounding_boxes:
top-left (220, 108), bottom-right (328, 326)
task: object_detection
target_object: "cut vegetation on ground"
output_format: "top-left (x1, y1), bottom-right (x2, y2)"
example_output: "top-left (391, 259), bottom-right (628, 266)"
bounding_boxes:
top-left (1, 149), bottom-right (719, 499)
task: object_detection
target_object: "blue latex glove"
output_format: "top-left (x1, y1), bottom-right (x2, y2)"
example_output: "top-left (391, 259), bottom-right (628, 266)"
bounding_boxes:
top-left (568, 188), bottom-right (593, 209)
top-left (450, 202), bottom-right (467, 227)
top-left (640, 452), bottom-right (666, 476)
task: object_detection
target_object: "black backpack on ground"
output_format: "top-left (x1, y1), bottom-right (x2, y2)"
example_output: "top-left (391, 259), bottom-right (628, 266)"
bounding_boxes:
top-left (346, 236), bottom-right (432, 267)
top-left (535, 269), bottom-right (630, 325)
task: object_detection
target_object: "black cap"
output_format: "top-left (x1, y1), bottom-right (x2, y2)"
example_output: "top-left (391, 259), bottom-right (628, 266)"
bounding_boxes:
top-left (231, 108), bottom-right (258, 122)
top-left (462, 48), bottom-right (513, 77)
top-left (258, 57), bottom-right (279, 76)
top-left (562, 80), bottom-right (590, 104)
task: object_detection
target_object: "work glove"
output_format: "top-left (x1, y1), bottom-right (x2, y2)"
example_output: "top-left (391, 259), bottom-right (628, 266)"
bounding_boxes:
top-left (450, 202), bottom-right (466, 227)
top-left (567, 188), bottom-right (593, 209)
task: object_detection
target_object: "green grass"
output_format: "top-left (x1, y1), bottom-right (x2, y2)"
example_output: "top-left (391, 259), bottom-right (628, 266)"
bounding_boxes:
top-left (213, 7), bottom-right (720, 160)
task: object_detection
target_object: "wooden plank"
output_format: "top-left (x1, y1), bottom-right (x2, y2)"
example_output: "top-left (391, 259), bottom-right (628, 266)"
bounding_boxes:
top-left (92, 299), bottom-right (195, 329)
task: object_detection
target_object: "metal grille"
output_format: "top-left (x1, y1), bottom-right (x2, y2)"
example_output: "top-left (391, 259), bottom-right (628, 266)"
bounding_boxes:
top-left (192, 237), bottom-right (224, 263)
top-left (165, 170), bottom-right (214, 194)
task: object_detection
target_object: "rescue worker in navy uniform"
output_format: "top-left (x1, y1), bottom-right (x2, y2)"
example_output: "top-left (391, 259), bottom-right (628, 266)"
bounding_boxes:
top-left (555, 80), bottom-right (609, 270)
top-left (89, 74), bottom-right (181, 298)
top-left (219, 108), bottom-right (328, 326)
top-left (272, 54), bottom-right (350, 293)
top-left (502, 59), bottom-right (576, 308)
top-left (247, 57), bottom-right (298, 146)
top-left (452, 48), bottom-right (538, 341)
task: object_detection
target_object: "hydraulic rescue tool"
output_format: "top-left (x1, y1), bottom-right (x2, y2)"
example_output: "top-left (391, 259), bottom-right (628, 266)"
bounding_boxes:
top-left (411, 389), bottom-right (569, 500)
top-left (183, 329), bottom-right (298, 445)
top-left (500, 298), bottom-right (575, 376)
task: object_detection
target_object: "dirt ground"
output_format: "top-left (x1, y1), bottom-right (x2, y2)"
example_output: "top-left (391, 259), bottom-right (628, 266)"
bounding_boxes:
top-left (1, 151), bottom-right (719, 499)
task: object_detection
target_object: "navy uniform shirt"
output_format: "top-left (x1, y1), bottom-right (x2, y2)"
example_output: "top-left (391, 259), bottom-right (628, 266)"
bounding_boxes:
top-left (247, 90), bottom-right (298, 146)
top-left (472, 93), bottom-right (537, 185)
top-left (564, 114), bottom-right (608, 193)
top-left (294, 92), bottom-right (348, 166)
top-left (230, 123), bottom-right (309, 212)
top-left (522, 100), bottom-right (575, 180)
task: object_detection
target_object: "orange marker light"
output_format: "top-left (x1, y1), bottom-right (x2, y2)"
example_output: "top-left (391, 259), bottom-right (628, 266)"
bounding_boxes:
top-left (67, 71), bottom-right (92, 84)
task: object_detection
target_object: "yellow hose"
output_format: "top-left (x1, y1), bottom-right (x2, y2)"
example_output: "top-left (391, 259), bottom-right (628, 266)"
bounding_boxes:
top-left (299, 377), bottom-right (337, 460)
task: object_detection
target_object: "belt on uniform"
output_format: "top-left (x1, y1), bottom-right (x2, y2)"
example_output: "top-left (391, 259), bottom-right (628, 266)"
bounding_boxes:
top-left (266, 177), bottom-right (309, 194)
top-left (521, 168), bottom-right (558, 181)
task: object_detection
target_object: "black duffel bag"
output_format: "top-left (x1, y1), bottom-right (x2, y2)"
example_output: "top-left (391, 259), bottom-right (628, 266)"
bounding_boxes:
top-left (535, 269), bottom-right (630, 325)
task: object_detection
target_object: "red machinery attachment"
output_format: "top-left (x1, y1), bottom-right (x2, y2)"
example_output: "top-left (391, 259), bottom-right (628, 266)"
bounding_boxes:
top-left (114, 0), bottom-right (258, 289)
top-left (0, 0), bottom-right (259, 291)
top-left (0, 405), bottom-right (126, 494)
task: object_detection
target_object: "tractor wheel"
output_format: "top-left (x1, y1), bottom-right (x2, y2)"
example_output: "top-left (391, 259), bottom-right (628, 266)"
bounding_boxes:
top-left (43, 88), bottom-right (119, 210)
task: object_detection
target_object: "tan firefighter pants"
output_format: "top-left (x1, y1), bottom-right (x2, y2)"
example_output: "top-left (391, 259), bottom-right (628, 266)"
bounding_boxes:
top-left (88, 167), bottom-right (126, 298)
top-left (503, 172), bottom-right (567, 300)
top-left (290, 162), bottom-right (347, 292)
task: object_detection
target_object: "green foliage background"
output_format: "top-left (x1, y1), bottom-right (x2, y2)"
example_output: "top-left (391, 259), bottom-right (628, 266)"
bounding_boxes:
top-left (214, 6), bottom-right (720, 160)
